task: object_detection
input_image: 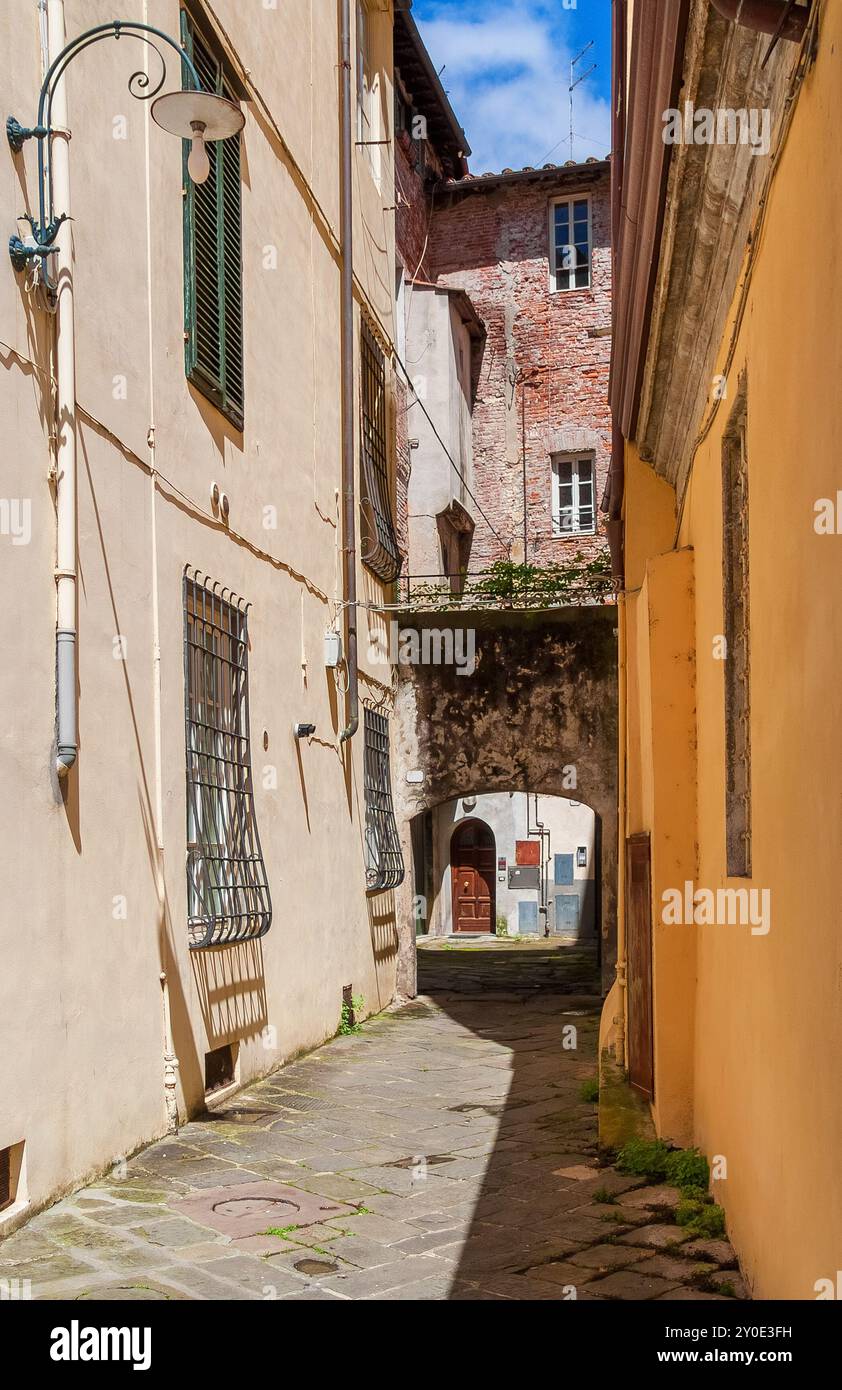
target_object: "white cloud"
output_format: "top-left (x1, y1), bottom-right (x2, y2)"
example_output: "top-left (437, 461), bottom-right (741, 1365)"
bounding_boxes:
top-left (415, 2), bottom-right (611, 173)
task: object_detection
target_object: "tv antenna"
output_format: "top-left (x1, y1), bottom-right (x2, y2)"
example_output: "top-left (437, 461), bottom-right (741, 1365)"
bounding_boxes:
top-left (569, 41), bottom-right (596, 163)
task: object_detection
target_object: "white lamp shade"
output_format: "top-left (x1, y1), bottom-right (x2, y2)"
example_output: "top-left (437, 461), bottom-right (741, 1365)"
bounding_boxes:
top-left (150, 89), bottom-right (245, 141)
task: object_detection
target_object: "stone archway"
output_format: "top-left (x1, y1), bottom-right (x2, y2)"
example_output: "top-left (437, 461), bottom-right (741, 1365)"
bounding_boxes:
top-left (392, 605), bottom-right (618, 995)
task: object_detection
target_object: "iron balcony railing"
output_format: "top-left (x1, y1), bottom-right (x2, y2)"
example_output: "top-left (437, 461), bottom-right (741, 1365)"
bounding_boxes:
top-left (397, 561), bottom-right (615, 613)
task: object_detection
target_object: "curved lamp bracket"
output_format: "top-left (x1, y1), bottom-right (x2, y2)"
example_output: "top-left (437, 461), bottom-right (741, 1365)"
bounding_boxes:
top-left (6, 20), bottom-right (204, 286)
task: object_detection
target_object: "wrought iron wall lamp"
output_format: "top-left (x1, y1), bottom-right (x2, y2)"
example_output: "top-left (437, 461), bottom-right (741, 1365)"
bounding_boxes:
top-left (6, 19), bottom-right (244, 286)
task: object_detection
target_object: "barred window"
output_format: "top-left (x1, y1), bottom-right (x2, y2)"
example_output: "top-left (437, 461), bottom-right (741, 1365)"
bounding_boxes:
top-left (183, 574), bottom-right (272, 948)
top-left (363, 708), bottom-right (405, 892)
top-left (722, 379), bottom-right (752, 878)
top-left (360, 319), bottom-right (402, 583)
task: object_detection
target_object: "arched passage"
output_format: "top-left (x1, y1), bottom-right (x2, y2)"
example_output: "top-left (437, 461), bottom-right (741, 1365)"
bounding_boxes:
top-left (392, 605), bottom-right (618, 995)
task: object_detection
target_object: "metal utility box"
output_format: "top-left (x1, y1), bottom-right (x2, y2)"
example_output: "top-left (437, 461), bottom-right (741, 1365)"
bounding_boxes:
top-left (508, 865), bottom-right (540, 890)
top-left (515, 839), bottom-right (541, 866)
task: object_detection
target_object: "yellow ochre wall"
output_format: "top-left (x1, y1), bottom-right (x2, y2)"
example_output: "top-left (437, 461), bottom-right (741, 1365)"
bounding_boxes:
top-left (618, 6), bottom-right (842, 1298)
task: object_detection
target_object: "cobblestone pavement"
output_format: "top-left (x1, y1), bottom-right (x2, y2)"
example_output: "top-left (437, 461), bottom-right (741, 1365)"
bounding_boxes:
top-left (0, 941), bottom-right (746, 1301)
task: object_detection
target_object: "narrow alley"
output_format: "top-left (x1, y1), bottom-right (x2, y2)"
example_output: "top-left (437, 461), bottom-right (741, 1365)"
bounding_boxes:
top-left (2, 942), bottom-right (742, 1302)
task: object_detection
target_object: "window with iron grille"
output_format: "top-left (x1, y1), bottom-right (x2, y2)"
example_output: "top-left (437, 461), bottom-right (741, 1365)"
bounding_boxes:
top-left (181, 11), bottom-right (244, 429)
top-left (722, 378), bottom-right (752, 878)
top-left (363, 708), bottom-right (405, 891)
top-left (183, 574), bottom-right (271, 947)
top-left (360, 319), bottom-right (402, 583)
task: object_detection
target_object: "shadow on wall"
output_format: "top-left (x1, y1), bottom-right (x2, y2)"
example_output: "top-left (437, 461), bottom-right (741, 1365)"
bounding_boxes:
top-left (190, 940), bottom-right (269, 1055)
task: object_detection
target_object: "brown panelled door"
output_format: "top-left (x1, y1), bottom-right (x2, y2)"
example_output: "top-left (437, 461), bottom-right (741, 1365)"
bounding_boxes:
top-left (451, 820), bottom-right (495, 933)
top-left (626, 832), bottom-right (654, 1100)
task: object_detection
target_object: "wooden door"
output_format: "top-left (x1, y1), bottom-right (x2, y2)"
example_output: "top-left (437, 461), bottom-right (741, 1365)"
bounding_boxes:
top-left (626, 833), bottom-right (654, 1100)
top-left (451, 820), bottom-right (495, 933)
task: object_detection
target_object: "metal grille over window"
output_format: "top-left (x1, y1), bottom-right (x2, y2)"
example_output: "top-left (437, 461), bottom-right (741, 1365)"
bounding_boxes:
top-left (363, 708), bottom-right (405, 891)
top-left (183, 574), bottom-right (272, 948)
top-left (722, 379), bottom-right (752, 878)
top-left (360, 319), bottom-right (402, 582)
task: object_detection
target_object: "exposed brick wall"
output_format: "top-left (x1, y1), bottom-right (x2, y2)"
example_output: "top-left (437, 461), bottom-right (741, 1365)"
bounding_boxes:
top-left (395, 135), bottom-right (435, 282)
top-left (426, 170), bottom-right (612, 573)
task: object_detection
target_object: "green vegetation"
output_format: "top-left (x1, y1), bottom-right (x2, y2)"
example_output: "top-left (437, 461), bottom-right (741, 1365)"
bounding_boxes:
top-left (676, 1200), bottom-right (727, 1239)
top-left (615, 1139), bottom-right (726, 1240)
top-left (665, 1147), bottom-right (709, 1191)
top-left (615, 1137), bottom-right (671, 1178)
top-left (410, 554), bottom-right (613, 611)
top-left (592, 1186), bottom-right (617, 1204)
top-left (263, 1225), bottom-right (298, 1239)
top-left (338, 994), bottom-right (365, 1035)
top-left (579, 1076), bottom-right (600, 1103)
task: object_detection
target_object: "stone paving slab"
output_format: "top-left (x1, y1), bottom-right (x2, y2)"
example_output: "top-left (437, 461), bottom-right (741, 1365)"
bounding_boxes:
top-left (0, 941), bottom-right (747, 1301)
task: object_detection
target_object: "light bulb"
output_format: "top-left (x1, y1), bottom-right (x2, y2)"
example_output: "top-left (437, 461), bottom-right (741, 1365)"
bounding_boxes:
top-left (188, 123), bottom-right (210, 184)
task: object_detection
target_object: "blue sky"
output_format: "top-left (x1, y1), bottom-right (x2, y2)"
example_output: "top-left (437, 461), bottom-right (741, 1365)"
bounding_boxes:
top-left (411, 0), bottom-right (612, 174)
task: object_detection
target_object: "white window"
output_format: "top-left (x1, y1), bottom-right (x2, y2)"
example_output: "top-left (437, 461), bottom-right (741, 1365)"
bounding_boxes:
top-left (549, 195), bottom-right (591, 291)
top-left (552, 454), bottom-right (596, 535)
top-left (356, 0), bottom-right (381, 187)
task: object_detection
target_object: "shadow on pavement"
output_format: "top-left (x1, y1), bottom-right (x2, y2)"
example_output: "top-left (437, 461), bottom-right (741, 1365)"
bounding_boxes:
top-left (417, 938), bottom-right (608, 1300)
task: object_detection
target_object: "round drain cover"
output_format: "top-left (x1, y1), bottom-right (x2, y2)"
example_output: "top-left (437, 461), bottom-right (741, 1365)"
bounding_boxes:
top-left (212, 1196), bottom-right (298, 1218)
top-left (77, 1286), bottom-right (170, 1300)
top-left (294, 1258), bottom-right (339, 1276)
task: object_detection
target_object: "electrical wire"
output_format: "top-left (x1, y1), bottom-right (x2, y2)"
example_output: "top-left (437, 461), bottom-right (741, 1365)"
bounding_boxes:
top-left (391, 338), bottom-right (511, 551)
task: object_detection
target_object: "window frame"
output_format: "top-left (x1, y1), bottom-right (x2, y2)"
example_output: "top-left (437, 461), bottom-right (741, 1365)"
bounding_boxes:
top-left (551, 453), bottom-right (597, 536)
top-left (183, 573), bottom-right (272, 948)
top-left (359, 317), bottom-right (402, 583)
top-left (363, 707), bottom-right (405, 893)
top-left (356, 0), bottom-right (382, 187)
top-left (181, 9), bottom-right (244, 430)
top-left (549, 193), bottom-right (592, 293)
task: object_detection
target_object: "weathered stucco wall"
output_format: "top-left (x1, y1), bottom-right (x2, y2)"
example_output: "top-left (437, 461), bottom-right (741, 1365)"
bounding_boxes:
top-left (393, 606), bottom-right (618, 992)
top-left (615, 0), bottom-right (842, 1300)
top-left (0, 0), bottom-right (402, 1226)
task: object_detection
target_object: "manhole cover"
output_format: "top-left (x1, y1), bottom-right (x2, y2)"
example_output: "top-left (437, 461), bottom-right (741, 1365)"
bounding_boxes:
top-left (386, 1154), bottom-right (454, 1169)
top-left (207, 1108), bottom-right (276, 1126)
top-left (294, 1258), bottom-right (339, 1276)
top-left (274, 1093), bottom-right (329, 1113)
top-left (212, 1196), bottom-right (299, 1218)
top-left (175, 1181), bottom-right (355, 1239)
top-left (77, 1286), bottom-right (172, 1301)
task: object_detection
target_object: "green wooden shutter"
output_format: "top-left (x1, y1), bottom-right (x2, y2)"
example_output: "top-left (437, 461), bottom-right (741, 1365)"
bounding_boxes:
top-left (181, 11), bottom-right (244, 429)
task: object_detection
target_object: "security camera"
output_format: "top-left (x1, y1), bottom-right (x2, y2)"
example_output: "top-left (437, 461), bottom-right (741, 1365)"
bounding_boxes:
top-left (293, 722), bottom-right (316, 739)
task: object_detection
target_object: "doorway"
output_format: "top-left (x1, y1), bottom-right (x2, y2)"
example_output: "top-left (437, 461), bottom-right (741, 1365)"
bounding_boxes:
top-left (450, 819), bottom-right (495, 933)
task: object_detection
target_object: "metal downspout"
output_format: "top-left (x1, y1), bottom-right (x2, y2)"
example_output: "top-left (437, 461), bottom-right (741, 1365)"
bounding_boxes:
top-left (338, 0), bottom-right (358, 743)
top-left (615, 590), bottom-right (628, 1070)
top-left (48, 0), bottom-right (77, 776)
